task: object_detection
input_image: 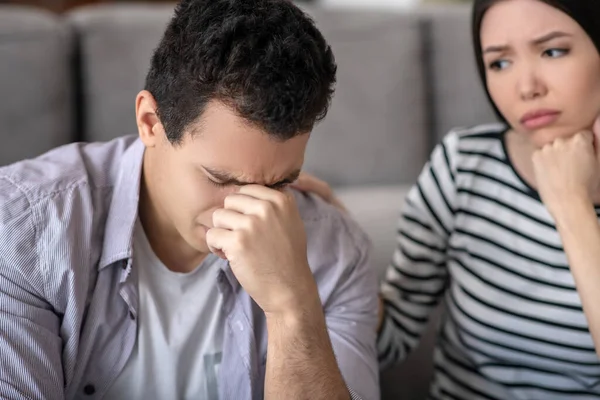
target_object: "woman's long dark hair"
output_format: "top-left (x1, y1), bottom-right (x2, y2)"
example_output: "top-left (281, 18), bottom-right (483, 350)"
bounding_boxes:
top-left (471, 0), bottom-right (600, 123)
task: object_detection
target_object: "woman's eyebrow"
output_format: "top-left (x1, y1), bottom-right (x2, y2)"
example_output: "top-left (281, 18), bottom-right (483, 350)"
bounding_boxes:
top-left (531, 30), bottom-right (572, 45)
top-left (483, 31), bottom-right (572, 54)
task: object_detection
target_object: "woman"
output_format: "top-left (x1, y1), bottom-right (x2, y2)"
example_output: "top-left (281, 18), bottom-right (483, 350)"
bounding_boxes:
top-left (295, 0), bottom-right (600, 398)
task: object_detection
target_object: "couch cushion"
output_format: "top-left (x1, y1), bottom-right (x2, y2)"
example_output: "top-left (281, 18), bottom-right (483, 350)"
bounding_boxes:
top-left (336, 184), bottom-right (411, 279)
top-left (69, 5), bottom-right (429, 186)
top-left (0, 6), bottom-right (73, 166)
top-left (419, 5), bottom-right (498, 143)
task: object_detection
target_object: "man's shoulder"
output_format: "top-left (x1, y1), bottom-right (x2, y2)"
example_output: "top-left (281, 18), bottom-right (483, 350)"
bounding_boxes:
top-left (293, 189), bottom-right (369, 244)
top-left (0, 136), bottom-right (139, 296)
top-left (0, 135), bottom-right (138, 241)
top-left (0, 136), bottom-right (138, 206)
top-left (292, 189), bottom-right (372, 276)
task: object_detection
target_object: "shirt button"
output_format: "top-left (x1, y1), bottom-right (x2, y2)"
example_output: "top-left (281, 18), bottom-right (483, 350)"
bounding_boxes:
top-left (83, 384), bottom-right (96, 395)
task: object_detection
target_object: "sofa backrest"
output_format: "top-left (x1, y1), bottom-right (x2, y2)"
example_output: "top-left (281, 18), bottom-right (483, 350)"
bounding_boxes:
top-left (420, 5), bottom-right (498, 143)
top-left (0, 6), bottom-right (73, 166)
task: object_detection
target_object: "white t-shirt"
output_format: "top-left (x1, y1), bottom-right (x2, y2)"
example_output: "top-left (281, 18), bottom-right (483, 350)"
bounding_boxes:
top-left (105, 220), bottom-right (225, 400)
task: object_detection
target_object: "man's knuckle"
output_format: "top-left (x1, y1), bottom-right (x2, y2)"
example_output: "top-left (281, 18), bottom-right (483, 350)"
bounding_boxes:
top-left (273, 193), bottom-right (286, 206)
top-left (212, 209), bottom-right (223, 222)
top-left (245, 215), bottom-right (259, 230)
top-left (232, 232), bottom-right (246, 249)
top-left (258, 201), bottom-right (272, 217)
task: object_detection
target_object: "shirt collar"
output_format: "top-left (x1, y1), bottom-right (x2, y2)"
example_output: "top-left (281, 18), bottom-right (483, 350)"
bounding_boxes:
top-left (222, 262), bottom-right (241, 292)
top-left (98, 138), bottom-right (145, 270)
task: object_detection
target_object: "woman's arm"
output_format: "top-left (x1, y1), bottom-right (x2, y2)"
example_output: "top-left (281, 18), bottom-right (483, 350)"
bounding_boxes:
top-left (552, 195), bottom-right (600, 356)
top-left (533, 122), bottom-right (600, 356)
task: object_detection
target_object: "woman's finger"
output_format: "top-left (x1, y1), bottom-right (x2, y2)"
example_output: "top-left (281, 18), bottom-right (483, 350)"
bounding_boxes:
top-left (291, 172), bottom-right (333, 200)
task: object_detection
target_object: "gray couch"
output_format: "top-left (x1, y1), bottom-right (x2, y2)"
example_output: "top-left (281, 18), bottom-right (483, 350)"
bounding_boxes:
top-left (0, 3), bottom-right (498, 399)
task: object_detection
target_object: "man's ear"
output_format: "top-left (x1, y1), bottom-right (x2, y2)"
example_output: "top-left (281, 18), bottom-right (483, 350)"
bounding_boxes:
top-left (136, 90), bottom-right (165, 147)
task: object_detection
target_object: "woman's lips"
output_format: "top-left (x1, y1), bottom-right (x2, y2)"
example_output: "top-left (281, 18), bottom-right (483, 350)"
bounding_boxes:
top-left (520, 110), bottom-right (561, 130)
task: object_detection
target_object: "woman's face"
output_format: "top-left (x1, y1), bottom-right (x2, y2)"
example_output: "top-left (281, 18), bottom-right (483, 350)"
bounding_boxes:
top-left (481, 0), bottom-right (600, 148)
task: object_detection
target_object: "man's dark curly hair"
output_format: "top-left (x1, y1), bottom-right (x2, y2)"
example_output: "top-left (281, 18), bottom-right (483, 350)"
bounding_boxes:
top-left (145, 0), bottom-right (337, 144)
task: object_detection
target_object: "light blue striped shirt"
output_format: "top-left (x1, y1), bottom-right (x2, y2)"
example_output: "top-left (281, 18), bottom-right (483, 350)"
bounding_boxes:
top-left (0, 136), bottom-right (379, 400)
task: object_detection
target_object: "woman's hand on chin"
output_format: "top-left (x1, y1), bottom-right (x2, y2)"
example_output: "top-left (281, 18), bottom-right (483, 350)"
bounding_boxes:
top-left (532, 116), bottom-right (600, 222)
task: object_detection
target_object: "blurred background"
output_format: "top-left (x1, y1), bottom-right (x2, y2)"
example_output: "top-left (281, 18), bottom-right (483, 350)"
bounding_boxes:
top-left (0, 0), bottom-right (491, 399)
top-left (0, 0), bottom-right (471, 13)
top-left (1, 0), bottom-right (164, 12)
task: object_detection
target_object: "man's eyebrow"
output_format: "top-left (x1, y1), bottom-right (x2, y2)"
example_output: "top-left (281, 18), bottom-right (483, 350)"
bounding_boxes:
top-left (202, 167), bottom-right (249, 186)
top-left (483, 31), bottom-right (572, 54)
top-left (202, 166), bottom-right (301, 188)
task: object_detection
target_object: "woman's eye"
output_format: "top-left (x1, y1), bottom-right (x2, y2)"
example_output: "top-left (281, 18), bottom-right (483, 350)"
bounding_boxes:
top-left (489, 59), bottom-right (510, 71)
top-left (543, 48), bottom-right (569, 58)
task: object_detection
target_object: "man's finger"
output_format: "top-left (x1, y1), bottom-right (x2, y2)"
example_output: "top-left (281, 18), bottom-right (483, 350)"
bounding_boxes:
top-left (223, 193), bottom-right (267, 215)
top-left (205, 227), bottom-right (234, 257)
top-left (212, 208), bottom-right (249, 230)
top-left (239, 184), bottom-right (290, 203)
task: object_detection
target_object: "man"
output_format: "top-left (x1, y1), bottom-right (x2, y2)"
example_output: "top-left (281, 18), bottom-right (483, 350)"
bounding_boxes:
top-left (0, 0), bottom-right (379, 399)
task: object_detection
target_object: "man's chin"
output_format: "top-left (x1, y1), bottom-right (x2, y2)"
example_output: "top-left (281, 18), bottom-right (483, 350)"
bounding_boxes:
top-left (189, 241), bottom-right (214, 260)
